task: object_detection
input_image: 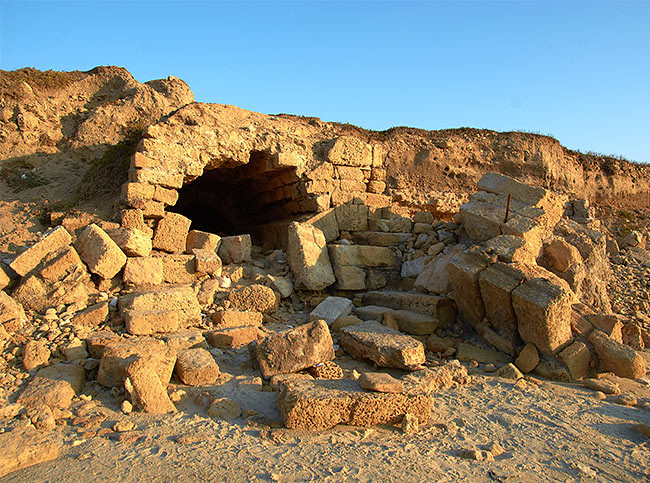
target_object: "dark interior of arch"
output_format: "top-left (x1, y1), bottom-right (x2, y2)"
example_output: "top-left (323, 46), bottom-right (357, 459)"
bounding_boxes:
top-left (169, 150), bottom-right (304, 245)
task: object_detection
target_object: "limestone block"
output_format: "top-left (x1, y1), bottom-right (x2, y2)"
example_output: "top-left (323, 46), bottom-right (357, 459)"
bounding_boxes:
top-left (358, 372), bottom-right (404, 393)
top-left (129, 167), bottom-right (183, 189)
top-left (456, 343), bottom-right (510, 365)
top-left (33, 245), bottom-right (85, 283)
top-left (175, 348), bottom-right (220, 385)
top-left (212, 310), bottom-right (263, 328)
top-left (153, 185), bottom-right (179, 205)
top-left (328, 245), bottom-right (397, 267)
top-left (478, 262), bottom-right (524, 340)
top-left (125, 357), bottom-right (176, 414)
top-left (0, 265), bottom-right (10, 290)
top-left (339, 320), bottom-right (425, 370)
top-left (105, 227), bottom-right (152, 257)
top-left (415, 252), bottom-right (454, 294)
top-left (123, 257), bottom-right (164, 286)
top-left (227, 284), bottom-right (278, 313)
top-left (22, 340), bottom-right (50, 371)
top-left (447, 251), bottom-right (490, 326)
top-left (98, 339), bottom-right (176, 388)
top-left (287, 222), bottom-right (335, 291)
top-left (17, 363), bottom-right (85, 409)
top-left (252, 320), bottom-right (335, 378)
top-left (559, 341), bottom-right (591, 380)
top-left (585, 314), bottom-right (624, 343)
top-left (335, 204), bottom-right (368, 232)
top-left (159, 254), bottom-right (196, 283)
top-left (70, 301), bottom-right (109, 328)
top-left (85, 330), bottom-right (120, 359)
top-left (484, 235), bottom-right (535, 265)
top-left (327, 136), bottom-right (373, 167)
top-left (367, 232), bottom-right (412, 246)
top-left (120, 209), bottom-right (152, 237)
top-left (10, 226), bottom-right (72, 276)
top-left (162, 330), bottom-right (207, 353)
top-left (309, 296), bottom-right (353, 325)
top-left (129, 199), bottom-right (166, 219)
top-left (361, 291), bottom-right (455, 328)
top-left (545, 239), bottom-right (582, 272)
top-left (0, 426), bottom-right (61, 478)
top-left (205, 326), bottom-right (260, 348)
top-left (304, 209), bottom-right (339, 242)
top-left (153, 212), bottom-right (192, 254)
top-left (377, 217), bottom-right (412, 233)
top-left (74, 224), bottom-right (127, 279)
top-left (119, 285), bottom-right (201, 329)
top-left (192, 248), bottom-right (222, 276)
top-left (124, 309), bottom-right (181, 335)
top-left (120, 182), bottom-right (155, 204)
top-left (512, 278), bottom-right (573, 355)
top-left (218, 234), bottom-right (252, 264)
top-left (384, 310), bottom-right (439, 336)
top-left (514, 343), bottom-right (539, 373)
top-left (400, 257), bottom-right (426, 278)
top-left (186, 230), bottom-right (221, 253)
top-left (0, 291), bottom-right (27, 328)
top-left (278, 378), bottom-right (432, 430)
top-left (458, 199), bottom-right (502, 242)
top-left (588, 330), bottom-right (646, 379)
top-left (333, 265), bottom-right (366, 290)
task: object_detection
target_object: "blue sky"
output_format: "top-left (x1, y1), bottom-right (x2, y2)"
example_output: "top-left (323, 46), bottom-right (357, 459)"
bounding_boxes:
top-left (1, 0), bottom-right (649, 163)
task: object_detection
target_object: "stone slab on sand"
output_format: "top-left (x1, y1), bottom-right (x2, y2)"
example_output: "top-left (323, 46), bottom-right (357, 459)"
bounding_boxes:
top-left (0, 426), bottom-right (61, 478)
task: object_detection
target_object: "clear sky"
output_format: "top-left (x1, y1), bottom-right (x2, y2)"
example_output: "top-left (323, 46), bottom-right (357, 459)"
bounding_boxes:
top-left (1, 0), bottom-right (649, 163)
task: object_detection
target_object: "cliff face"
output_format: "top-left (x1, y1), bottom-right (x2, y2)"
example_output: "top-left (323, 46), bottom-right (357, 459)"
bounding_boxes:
top-left (0, 66), bottom-right (648, 253)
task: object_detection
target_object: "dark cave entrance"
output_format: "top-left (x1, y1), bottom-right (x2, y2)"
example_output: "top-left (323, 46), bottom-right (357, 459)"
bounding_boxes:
top-left (169, 151), bottom-right (305, 246)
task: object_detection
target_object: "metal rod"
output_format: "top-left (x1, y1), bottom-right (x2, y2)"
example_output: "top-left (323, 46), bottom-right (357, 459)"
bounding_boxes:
top-left (504, 194), bottom-right (512, 223)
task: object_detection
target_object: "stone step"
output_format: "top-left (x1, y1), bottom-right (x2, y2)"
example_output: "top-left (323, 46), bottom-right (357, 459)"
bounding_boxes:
top-left (351, 231), bottom-right (413, 247)
top-left (353, 305), bottom-right (439, 336)
top-left (361, 291), bottom-right (456, 328)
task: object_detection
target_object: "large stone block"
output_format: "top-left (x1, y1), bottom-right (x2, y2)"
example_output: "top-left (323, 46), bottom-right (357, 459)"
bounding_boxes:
top-left (74, 224), bottom-right (127, 279)
top-left (332, 265), bottom-right (366, 290)
top-left (0, 426), bottom-right (61, 478)
top-left (98, 339), bottom-right (176, 388)
top-left (218, 234), bottom-right (252, 264)
top-left (414, 252), bottom-right (455, 295)
top-left (559, 341), bottom-right (591, 380)
top-left (192, 248), bottom-right (222, 276)
top-left (186, 230), bottom-right (221, 253)
top-left (458, 199), bottom-right (503, 242)
top-left (512, 278), bottom-right (572, 355)
top-left (309, 296), bottom-right (353, 325)
top-left (485, 235), bottom-right (535, 265)
top-left (17, 363), bottom-right (85, 409)
top-left (588, 330), bottom-right (646, 379)
top-left (328, 245), bottom-right (397, 267)
top-left (212, 310), bottom-right (263, 328)
top-left (252, 320), bottom-right (335, 378)
top-left (361, 291), bottom-right (455, 328)
top-left (287, 222), bottom-right (335, 291)
top-left (123, 256), bottom-right (164, 286)
top-left (384, 310), bottom-right (439, 336)
top-left (106, 227), bottom-right (152, 257)
top-left (545, 239), bottom-right (582, 272)
top-left (205, 326), bottom-right (260, 348)
top-left (152, 212), bottom-right (192, 253)
top-left (0, 291), bottom-right (27, 329)
top-left (125, 357), bottom-right (177, 414)
top-left (227, 284), bottom-right (278, 313)
top-left (335, 204), bottom-right (368, 232)
top-left (9, 226), bottom-right (72, 276)
top-left (123, 309), bottom-right (181, 335)
top-left (327, 136), bottom-right (373, 167)
top-left (446, 251), bottom-right (490, 326)
top-left (119, 285), bottom-right (201, 328)
top-left (478, 262), bottom-right (524, 340)
top-left (304, 209), bottom-right (339, 243)
top-left (175, 348), bottom-right (220, 385)
top-left (159, 254), bottom-right (196, 283)
top-left (339, 320), bottom-right (425, 370)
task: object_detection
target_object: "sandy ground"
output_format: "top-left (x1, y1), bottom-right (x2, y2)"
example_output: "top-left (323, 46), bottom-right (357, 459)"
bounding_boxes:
top-left (3, 354), bottom-right (649, 483)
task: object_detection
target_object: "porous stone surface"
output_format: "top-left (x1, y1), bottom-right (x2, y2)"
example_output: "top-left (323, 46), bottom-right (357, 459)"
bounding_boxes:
top-left (9, 226), bottom-right (72, 276)
top-left (22, 339), bottom-right (50, 371)
top-left (339, 320), bottom-right (425, 370)
top-left (175, 348), bottom-right (220, 385)
top-left (287, 222), bottom-right (335, 291)
top-left (106, 227), bottom-right (152, 257)
top-left (0, 426), bottom-right (61, 478)
top-left (119, 285), bottom-right (201, 330)
top-left (17, 363), bottom-right (85, 409)
top-left (152, 212), bottom-right (192, 254)
top-left (218, 234), bottom-right (252, 264)
top-left (192, 248), bottom-right (222, 276)
top-left (212, 310), bottom-right (263, 328)
top-left (559, 341), bottom-right (591, 380)
top-left (252, 320), bottom-right (335, 378)
top-left (186, 230), bottom-right (221, 252)
top-left (447, 251), bottom-right (489, 326)
top-left (74, 223), bottom-right (127, 279)
top-left (227, 284), bottom-right (278, 313)
top-left (70, 301), bottom-right (109, 328)
top-left (97, 339), bottom-right (176, 388)
top-left (514, 343), bottom-right (540, 373)
top-left (205, 326), bottom-right (260, 349)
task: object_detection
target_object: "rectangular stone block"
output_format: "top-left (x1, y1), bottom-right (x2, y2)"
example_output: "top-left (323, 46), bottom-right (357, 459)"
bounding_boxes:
top-left (212, 310), bottom-right (263, 328)
top-left (126, 356), bottom-right (176, 414)
top-left (205, 326), bottom-right (260, 349)
top-left (186, 230), bottom-right (221, 253)
top-left (384, 309), bottom-right (439, 336)
top-left (74, 224), bottom-right (127, 279)
top-left (120, 182), bottom-right (155, 204)
top-left (339, 320), bottom-right (425, 370)
top-left (106, 227), bottom-right (152, 257)
top-left (0, 426), bottom-right (61, 478)
top-left (332, 265), bottom-right (366, 290)
top-left (193, 248), bottom-right (222, 276)
top-left (304, 209), bottom-right (339, 242)
top-left (335, 204), bottom-right (368, 232)
top-left (447, 252), bottom-right (489, 326)
top-left (361, 291), bottom-right (455, 328)
top-left (129, 168), bottom-right (184, 189)
top-left (175, 348), bottom-right (220, 385)
top-left (218, 234), bottom-right (252, 264)
top-left (328, 245), bottom-right (397, 267)
top-left (153, 185), bottom-right (179, 205)
top-left (119, 285), bottom-right (201, 328)
top-left (478, 262), bottom-right (524, 340)
top-left (512, 278), bottom-right (573, 355)
top-left (153, 212), bottom-right (192, 253)
top-left (10, 226), bottom-right (72, 276)
top-left (287, 222), bottom-right (335, 291)
top-left (252, 320), bottom-right (335, 378)
top-left (159, 254), bottom-right (196, 283)
top-left (124, 309), bottom-right (182, 335)
top-left (559, 341), bottom-right (591, 380)
top-left (123, 256), bottom-right (164, 286)
top-left (310, 296), bottom-right (353, 325)
top-left (588, 329), bottom-right (646, 379)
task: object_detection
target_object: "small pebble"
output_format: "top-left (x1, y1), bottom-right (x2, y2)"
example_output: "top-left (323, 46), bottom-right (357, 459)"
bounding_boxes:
top-left (121, 400), bottom-right (133, 414)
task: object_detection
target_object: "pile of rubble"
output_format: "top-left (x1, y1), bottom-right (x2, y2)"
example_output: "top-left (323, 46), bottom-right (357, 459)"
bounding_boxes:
top-left (0, 170), bottom-right (648, 476)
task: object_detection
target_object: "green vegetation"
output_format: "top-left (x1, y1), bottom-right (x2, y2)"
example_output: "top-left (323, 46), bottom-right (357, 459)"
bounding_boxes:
top-left (0, 159), bottom-right (50, 192)
top-left (0, 68), bottom-right (86, 96)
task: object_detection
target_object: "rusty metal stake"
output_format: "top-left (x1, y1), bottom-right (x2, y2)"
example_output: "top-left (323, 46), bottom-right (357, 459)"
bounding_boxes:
top-left (504, 194), bottom-right (512, 223)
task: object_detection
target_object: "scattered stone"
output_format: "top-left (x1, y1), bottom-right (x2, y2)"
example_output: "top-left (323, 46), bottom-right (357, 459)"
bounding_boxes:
top-left (384, 310), bottom-right (439, 336)
top-left (358, 372), bottom-right (404, 393)
top-left (287, 222), bottom-right (335, 291)
top-left (106, 227), bottom-right (152, 257)
top-left (113, 420), bottom-right (135, 432)
top-left (361, 291), bottom-right (455, 328)
top-left (586, 314), bottom-right (624, 343)
top-left (121, 400), bottom-right (133, 414)
top-left (309, 296), bottom-right (353, 326)
top-left (74, 224), bottom-right (127, 279)
top-left (545, 239), bottom-right (582, 272)
top-left (277, 378), bottom-right (432, 430)
top-left (186, 230), bottom-right (221, 253)
top-left (339, 320), bottom-right (425, 370)
top-left (308, 361), bottom-right (343, 379)
top-left (26, 404), bottom-right (56, 430)
top-left (456, 343), bottom-right (510, 365)
top-left (614, 393), bottom-right (637, 406)
top-left (175, 348), bottom-right (220, 385)
top-left (9, 226), bottom-right (72, 276)
top-left (213, 310), bottom-right (263, 328)
top-left (17, 363), bottom-right (85, 409)
top-left (558, 341), bottom-right (591, 380)
top-left (588, 330), bottom-right (646, 379)
top-left (227, 284), bottom-right (278, 313)
top-left (218, 234), bottom-right (252, 264)
top-left (426, 334), bottom-right (455, 353)
top-left (583, 378), bottom-right (620, 395)
top-left (122, 257), bottom-right (164, 286)
top-left (61, 338), bottom-right (88, 361)
top-left (514, 343), bottom-right (539, 373)
top-left (125, 357), bottom-right (176, 414)
top-left (205, 326), bottom-right (260, 349)
top-left (0, 426), bottom-right (61, 478)
top-left (70, 301), bottom-right (109, 328)
top-left (193, 249), bottom-right (222, 276)
top-left (162, 330), bottom-right (208, 353)
top-left (85, 330), bottom-right (120, 359)
top-left (494, 363), bottom-right (523, 380)
top-left (252, 320), bottom-right (334, 378)
top-left (207, 397), bottom-right (241, 420)
top-left (331, 315), bottom-right (364, 332)
top-left (22, 339), bottom-right (51, 371)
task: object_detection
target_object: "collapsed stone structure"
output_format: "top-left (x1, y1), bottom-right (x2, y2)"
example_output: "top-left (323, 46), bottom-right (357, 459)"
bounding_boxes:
top-left (1, 70), bottom-right (650, 474)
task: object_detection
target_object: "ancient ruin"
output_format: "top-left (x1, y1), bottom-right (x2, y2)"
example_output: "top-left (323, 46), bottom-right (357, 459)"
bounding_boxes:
top-left (1, 67), bottom-right (649, 480)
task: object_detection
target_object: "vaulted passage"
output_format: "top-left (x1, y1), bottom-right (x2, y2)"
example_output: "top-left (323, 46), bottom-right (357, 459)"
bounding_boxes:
top-left (169, 151), bottom-right (309, 245)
